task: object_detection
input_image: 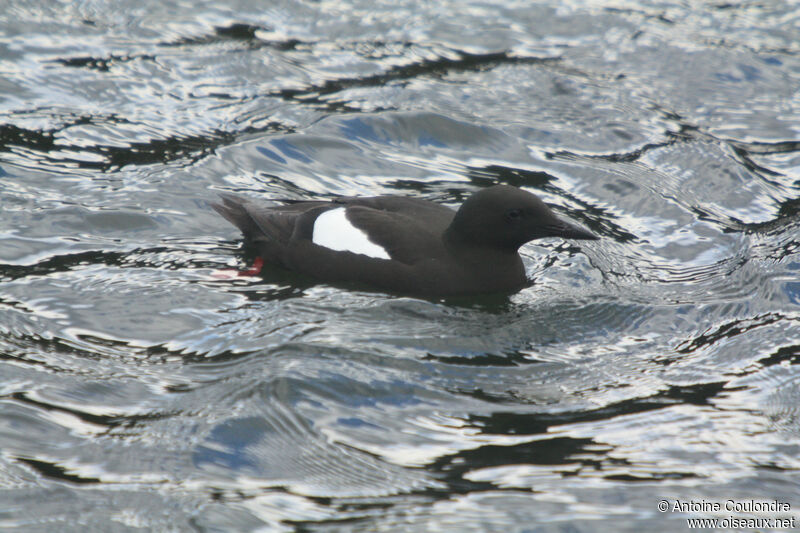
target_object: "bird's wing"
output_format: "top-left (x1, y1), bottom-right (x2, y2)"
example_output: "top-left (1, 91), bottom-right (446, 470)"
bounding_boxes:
top-left (343, 205), bottom-right (449, 265)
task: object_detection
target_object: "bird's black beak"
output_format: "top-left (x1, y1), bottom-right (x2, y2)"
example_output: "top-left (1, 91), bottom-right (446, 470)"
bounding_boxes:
top-left (545, 218), bottom-right (599, 240)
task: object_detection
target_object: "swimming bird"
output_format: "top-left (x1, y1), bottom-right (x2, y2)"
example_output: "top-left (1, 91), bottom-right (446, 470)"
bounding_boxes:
top-left (212, 184), bottom-right (597, 296)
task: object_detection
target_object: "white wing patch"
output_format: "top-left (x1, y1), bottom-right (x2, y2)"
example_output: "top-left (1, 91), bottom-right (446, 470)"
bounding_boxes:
top-left (312, 208), bottom-right (391, 260)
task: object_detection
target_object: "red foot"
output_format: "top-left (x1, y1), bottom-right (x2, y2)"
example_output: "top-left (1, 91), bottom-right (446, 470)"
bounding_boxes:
top-left (211, 257), bottom-right (264, 279)
top-left (238, 256), bottom-right (264, 276)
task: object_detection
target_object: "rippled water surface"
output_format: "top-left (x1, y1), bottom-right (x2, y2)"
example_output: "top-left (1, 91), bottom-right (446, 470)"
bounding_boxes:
top-left (2, 1), bottom-right (799, 531)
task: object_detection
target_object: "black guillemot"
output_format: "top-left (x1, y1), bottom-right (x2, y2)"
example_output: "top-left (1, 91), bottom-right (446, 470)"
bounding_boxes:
top-left (212, 184), bottom-right (598, 296)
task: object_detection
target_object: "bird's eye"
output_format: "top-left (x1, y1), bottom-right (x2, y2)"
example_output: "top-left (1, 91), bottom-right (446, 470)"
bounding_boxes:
top-left (505, 209), bottom-right (522, 221)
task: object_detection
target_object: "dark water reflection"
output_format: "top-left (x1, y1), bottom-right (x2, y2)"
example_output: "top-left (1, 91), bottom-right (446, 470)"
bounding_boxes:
top-left (1, 1), bottom-right (799, 531)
